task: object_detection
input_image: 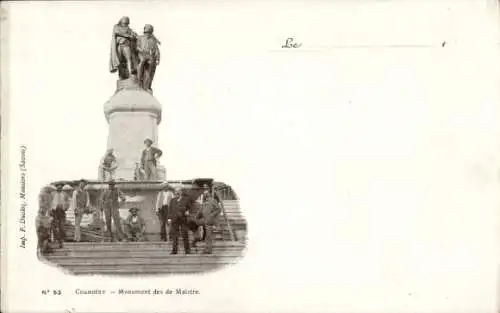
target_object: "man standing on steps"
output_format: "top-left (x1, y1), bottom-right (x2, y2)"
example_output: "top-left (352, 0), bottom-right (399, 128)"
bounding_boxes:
top-left (99, 180), bottom-right (126, 242)
top-left (167, 188), bottom-right (193, 255)
top-left (50, 182), bottom-right (69, 248)
top-left (155, 183), bottom-right (174, 241)
top-left (192, 184), bottom-right (221, 254)
top-left (141, 138), bottom-right (162, 180)
top-left (71, 179), bottom-right (90, 242)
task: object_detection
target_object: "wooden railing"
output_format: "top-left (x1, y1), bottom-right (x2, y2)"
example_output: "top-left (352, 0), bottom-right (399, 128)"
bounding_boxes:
top-left (214, 189), bottom-right (237, 242)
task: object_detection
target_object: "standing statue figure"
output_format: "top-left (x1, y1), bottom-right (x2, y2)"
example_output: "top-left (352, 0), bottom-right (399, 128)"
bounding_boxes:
top-left (136, 24), bottom-right (161, 92)
top-left (141, 138), bottom-right (163, 180)
top-left (99, 149), bottom-right (118, 181)
top-left (109, 16), bottom-right (139, 79)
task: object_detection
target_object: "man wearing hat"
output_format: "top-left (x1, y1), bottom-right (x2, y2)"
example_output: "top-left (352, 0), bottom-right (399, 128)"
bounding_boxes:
top-left (192, 184), bottom-right (221, 254)
top-left (155, 183), bottom-right (174, 241)
top-left (124, 207), bottom-right (146, 241)
top-left (167, 187), bottom-right (194, 254)
top-left (36, 208), bottom-right (53, 255)
top-left (140, 138), bottom-right (162, 180)
top-left (71, 179), bottom-right (90, 242)
top-left (99, 180), bottom-right (126, 241)
top-left (38, 186), bottom-right (54, 218)
top-left (50, 182), bottom-right (69, 248)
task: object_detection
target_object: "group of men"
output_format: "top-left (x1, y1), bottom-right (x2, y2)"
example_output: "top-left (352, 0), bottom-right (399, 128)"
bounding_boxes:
top-left (100, 138), bottom-right (163, 181)
top-left (37, 179), bottom-right (146, 253)
top-left (156, 184), bottom-right (222, 254)
top-left (37, 179), bottom-right (222, 255)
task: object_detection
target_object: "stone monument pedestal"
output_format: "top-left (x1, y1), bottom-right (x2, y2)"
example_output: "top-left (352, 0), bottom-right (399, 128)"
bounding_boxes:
top-left (103, 77), bottom-right (164, 181)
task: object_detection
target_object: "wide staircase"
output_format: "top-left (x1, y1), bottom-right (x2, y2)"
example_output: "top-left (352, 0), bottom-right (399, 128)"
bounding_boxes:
top-left (43, 241), bottom-right (245, 275)
top-left (43, 200), bottom-right (247, 275)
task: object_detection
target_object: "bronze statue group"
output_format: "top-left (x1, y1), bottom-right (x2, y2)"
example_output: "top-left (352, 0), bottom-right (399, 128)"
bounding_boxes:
top-left (110, 16), bottom-right (161, 92)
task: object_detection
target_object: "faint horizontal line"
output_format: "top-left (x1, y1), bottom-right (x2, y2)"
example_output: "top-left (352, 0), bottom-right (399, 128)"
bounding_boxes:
top-left (269, 44), bottom-right (438, 52)
top-left (320, 44), bottom-right (436, 48)
top-left (268, 49), bottom-right (324, 52)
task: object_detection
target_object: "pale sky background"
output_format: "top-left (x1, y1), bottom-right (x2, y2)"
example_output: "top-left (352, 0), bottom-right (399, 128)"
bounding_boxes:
top-left (3, 1), bottom-right (500, 313)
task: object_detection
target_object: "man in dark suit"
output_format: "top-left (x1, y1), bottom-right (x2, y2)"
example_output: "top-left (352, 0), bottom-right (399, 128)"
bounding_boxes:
top-left (167, 188), bottom-right (193, 254)
top-left (140, 138), bottom-right (163, 180)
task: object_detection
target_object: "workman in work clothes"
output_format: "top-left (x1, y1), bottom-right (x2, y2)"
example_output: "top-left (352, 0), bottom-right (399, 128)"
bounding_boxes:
top-left (124, 207), bottom-right (146, 241)
top-left (50, 182), bottom-right (69, 248)
top-left (192, 184), bottom-right (222, 254)
top-left (71, 179), bottom-right (91, 242)
top-left (99, 180), bottom-right (126, 241)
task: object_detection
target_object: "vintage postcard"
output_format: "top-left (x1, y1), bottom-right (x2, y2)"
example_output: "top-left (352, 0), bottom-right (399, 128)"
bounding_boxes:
top-left (1, 0), bottom-right (500, 312)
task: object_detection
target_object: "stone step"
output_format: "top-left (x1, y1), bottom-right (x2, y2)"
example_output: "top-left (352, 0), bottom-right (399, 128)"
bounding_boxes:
top-left (59, 262), bottom-right (228, 269)
top-left (47, 245), bottom-right (244, 252)
top-left (48, 248), bottom-right (243, 255)
top-left (46, 251), bottom-right (243, 262)
top-left (42, 241), bottom-right (245, 275)
top-left (51, 244), bottom-right (244, 251)
top-left (61, 266), bottom-right (225, 274)
top-left (47, 258), bottom-right (242, 266)
top-left (67, 267), bottom-right (223, 275)
top-left (44, 242), bottom-right (245, 255)
top-left (63, 241), bottom-right (244, 248)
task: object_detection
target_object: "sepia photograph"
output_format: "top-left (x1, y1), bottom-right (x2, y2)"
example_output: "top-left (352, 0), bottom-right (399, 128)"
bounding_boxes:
top-left (2, 1), bottom-right (500, 312)
top-left (34, 15), bottom-right (247, 275)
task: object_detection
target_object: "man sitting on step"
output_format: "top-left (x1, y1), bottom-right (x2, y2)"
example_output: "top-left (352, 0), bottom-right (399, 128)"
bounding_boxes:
top-left (124, 207), bottom-right (146, 242)
top-left (36, 208), bottom-right (53, 255)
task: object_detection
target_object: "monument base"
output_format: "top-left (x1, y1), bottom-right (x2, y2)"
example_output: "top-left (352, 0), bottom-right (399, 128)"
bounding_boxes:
top-left (49, 178), bottom-right (244, 243)
top-left (60, 181), bottom-right (166, 241)
top-left (112, 164), bottom-right (166, 181)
